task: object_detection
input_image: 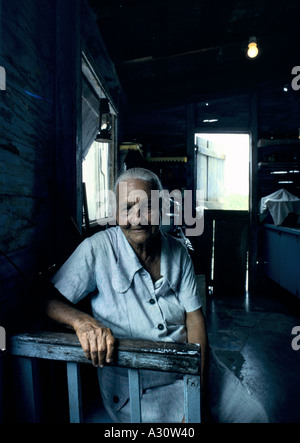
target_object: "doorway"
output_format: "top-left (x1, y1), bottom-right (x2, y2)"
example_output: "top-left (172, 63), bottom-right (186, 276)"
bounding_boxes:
top-left (194, 132), bottom-right (250, 297)
top-left (195, 133), bottom-right (250, 210)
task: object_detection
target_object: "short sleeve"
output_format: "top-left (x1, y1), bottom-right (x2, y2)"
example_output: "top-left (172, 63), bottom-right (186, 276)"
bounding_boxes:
top-left (177, 251), bottom-right (202, 313)
top-left (51, 237), bottom-right (96, 304)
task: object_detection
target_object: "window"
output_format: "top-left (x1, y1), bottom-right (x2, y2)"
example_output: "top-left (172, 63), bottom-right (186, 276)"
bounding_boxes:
top-left (82, 141), bottom-right (112, 222)
top-left (81, 54), bottom-right (116, 227)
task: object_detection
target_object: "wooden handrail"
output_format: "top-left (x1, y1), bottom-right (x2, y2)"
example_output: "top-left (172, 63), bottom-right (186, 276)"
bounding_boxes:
top-left (8, 331), bottom-right (201, 375)
top-left (6, 331), bottom-right (201, 423)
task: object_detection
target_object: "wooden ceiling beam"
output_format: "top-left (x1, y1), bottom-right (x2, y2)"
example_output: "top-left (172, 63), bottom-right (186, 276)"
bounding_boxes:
top-left (118, 28), bottom-right (298, 67)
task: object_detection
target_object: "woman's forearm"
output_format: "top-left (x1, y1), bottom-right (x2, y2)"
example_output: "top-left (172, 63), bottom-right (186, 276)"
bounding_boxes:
top-left (186, 308), bottom-right (208, 387)
top-left (186, 308), bottom-right (207, 346)
top-left (46, 298), bottom-right (96, 331)
top-left (46, 298), bottom-right (115, 367)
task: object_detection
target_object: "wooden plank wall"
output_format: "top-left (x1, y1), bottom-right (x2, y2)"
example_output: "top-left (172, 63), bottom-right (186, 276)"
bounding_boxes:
top-left (0, 0), bottom-right (56, 330)
top-left (0, 0), bottom-right (122, 331)
top-left (123, 105), bottom-right (187, 158)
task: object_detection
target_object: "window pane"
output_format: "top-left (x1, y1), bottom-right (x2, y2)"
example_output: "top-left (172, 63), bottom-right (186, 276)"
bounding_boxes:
top-left (82, 141), bottom-right (111, 222)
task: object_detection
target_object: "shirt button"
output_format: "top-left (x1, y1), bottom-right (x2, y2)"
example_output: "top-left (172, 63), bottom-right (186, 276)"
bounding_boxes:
top-left (158, 324), bottom-right (164, 330)
top-left (149, 298), bottom-right (156, 305)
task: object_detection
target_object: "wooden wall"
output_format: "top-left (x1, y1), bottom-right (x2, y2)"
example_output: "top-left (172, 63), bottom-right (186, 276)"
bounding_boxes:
top-left (0, 0), bottom-right (121, 331)
top-left (0, 0), bottom-right (56, 330)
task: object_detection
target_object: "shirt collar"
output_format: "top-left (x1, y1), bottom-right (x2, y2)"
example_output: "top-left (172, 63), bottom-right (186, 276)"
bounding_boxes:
top-left (112, 226), bottom-right (181, 293)
top-left (112, 226), bottom-right (143, 292)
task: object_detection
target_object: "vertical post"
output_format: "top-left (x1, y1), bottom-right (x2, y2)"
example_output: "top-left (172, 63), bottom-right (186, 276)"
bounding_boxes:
top-left (186, 103), bottom-right (196, 205)
top-left (15, 357), bottom-right (41, 422)
top-left (249, 91), bottom-right (258, 293)
top-left (184, 375), bottom-right (201, 423)
top-left (128, 369), bottom-right (141, 423)
top-left (54, 0), bottom-right (83, 259)
top-left (67, 362), bottom-right (83, 423)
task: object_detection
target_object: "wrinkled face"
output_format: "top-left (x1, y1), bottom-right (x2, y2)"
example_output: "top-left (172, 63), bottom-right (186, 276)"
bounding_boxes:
top-left (116, 179), bottom-right (160, 247)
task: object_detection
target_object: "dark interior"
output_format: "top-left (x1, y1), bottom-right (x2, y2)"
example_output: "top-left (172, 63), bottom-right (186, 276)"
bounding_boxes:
top-left (1, 0), bottom-right (300, 424)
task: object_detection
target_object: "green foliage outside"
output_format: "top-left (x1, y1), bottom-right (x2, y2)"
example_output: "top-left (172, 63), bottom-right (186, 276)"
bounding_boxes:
top-left (223, 194), bottom-right (249, 210)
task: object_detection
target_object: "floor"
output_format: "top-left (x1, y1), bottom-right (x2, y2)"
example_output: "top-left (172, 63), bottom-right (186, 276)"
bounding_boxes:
top-left (80, 276), bottom-right (300, 423)
top-left (205, 276), bottom-right (300, 423)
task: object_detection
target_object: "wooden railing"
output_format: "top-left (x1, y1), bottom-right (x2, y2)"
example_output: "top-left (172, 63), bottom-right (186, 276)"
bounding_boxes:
top-left (8, 331), bottom-right (201, 423)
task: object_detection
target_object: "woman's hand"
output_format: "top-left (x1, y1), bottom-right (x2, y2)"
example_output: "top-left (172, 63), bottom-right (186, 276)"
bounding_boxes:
top-left (73, 319), bottom-right (115, 367)
top-left (46, 298), bottom-right (116, 368)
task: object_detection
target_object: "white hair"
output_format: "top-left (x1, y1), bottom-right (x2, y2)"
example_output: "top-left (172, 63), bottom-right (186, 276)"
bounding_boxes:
top-left (114, 167), bottom-right (163, 193)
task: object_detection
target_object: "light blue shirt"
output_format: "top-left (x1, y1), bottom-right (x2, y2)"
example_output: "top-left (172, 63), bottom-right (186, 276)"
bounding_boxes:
top-left (52, 226), bottom-right (201, 344)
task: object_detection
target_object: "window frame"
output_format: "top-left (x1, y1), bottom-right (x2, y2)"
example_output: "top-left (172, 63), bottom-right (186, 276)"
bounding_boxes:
top-left (81, 52), bottom-right (117, 230)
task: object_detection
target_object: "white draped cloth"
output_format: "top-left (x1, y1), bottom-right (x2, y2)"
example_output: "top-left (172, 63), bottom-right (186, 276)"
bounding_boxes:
top-left (260, 189), bottom-right (300, 226)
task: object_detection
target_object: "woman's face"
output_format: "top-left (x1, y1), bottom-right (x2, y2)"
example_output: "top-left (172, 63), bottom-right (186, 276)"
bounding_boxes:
top-left (116, 178), bottom-right (160, 247)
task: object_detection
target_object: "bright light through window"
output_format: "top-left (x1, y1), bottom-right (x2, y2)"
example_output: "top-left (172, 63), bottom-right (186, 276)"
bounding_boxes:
top-left (82, 141), bottom-right (111, 222)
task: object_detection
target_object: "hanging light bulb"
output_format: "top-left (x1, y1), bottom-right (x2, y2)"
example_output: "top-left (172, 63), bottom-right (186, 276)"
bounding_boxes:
top-left (95, 98), bottom-right (112, 143)
top-left (247, 36), bottom-right (259, 59)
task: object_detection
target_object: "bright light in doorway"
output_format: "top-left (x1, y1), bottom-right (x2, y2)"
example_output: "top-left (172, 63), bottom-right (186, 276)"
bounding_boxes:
top-left (195, 133), bottom-right (250, 210)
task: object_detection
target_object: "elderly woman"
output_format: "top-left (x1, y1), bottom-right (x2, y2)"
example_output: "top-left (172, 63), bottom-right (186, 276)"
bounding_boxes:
top-left (46, 168), bottom-right (207, 423)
